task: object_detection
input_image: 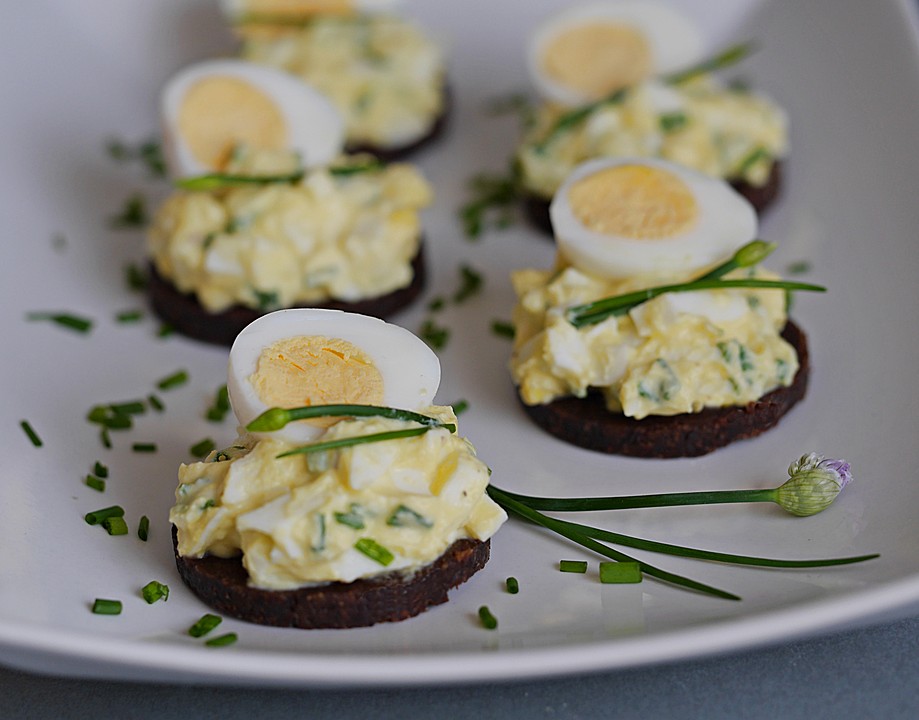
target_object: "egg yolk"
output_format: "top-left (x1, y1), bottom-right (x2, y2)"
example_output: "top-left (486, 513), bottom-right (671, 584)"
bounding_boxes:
top-left (250, 336), bottom-right (384, 427)
top-left (541, 22), bottom-right (652, 99)
top-left (568, 165), bottom-right (699, 239)
top-left (237, 0), bottom-right (356, 16)
top-left (179, 76), bottom-right (287, 170)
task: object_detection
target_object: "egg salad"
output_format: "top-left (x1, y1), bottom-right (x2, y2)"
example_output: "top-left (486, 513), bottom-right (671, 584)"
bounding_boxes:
top-left (239, 14), bottom-right (445, 150)
top-left (147, 148), bottom-right (432, 313)
top-left (510, 158), bottom-right (798, 419)
top-left (170, 309), bottom-right (506, 589)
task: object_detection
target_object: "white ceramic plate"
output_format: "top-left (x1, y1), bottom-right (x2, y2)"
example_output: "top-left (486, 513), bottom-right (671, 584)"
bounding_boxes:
top-left (2, 0), bottom-right (919, 688)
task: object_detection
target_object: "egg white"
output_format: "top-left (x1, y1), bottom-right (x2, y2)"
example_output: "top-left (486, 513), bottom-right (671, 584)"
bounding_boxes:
top-left (527, 0), bottom-right (705, 107)
top-left (227, 309), bottom-right (441, 444)
top-left (219, 0), bottom-right (403, 20)
top-left (160, 59), bottom-right (344, 179)
top-left (550, 157), bottom-right (758, 279)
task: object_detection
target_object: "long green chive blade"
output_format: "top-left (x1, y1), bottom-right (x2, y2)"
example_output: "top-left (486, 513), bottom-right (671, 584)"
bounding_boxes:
top-left (156, 369), bottom-right (188, 391)
top-left (141, 581), bottom-right (169, 604)
top-left (329, 158), bottom-right (385, 176)
top-left (137, 515), bottom-right (150, 542)
top-left (506, 577), bottom-right (520, 594)
top-left (85, 505), bottom-right (125, 525)
top-left (20, 420), bottom-right (42, 447)
top-left (205, 632), bottom-right (238, 648)
top-left (85, 475), bottom-right (105, 492)
top-left (176, 170), bottom-right (304, 191)
top-left (493, 486), bottom-right (776, 512)
top-left (478, 605), bottom-right (498, 630)
top-left (249, 404), bottom-right (454, 434)
top-left (103, 516), bottom-right (129, 536)
top-left (535, 88), bottom-right (628, 151)
top-left (600, 561), bottom-right (643, 584)
top-left (189, 613), bottom-right (223, 638)
top-left (559, 560), bottom-right (588, 573)
top-left (692, 240), bottom-right (776, 283)
top-left (132, 442), bottom-right (157, 453)
top-left (26, 312), bottom-right (93, 334)
top-left (664, 42), bottom-right (756, 85)
top-left (190, 438), bottom-right (216, 459)
top-left (355, 538), bottom-right (394, 566)
top-left (277, 426), bottom-right (434, 458)
top-left (92, 599), bottom-right (122, 615)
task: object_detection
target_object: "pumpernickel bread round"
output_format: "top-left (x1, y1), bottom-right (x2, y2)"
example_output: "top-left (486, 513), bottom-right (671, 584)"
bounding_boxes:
top-left (518, 321), bottom-right (809, 458)
top-left (148, 244), bottom-right (426, 346)
top-left (173, 527), bottom-right (490, 629)
top-left (523, 160), bottom-right (784, 237)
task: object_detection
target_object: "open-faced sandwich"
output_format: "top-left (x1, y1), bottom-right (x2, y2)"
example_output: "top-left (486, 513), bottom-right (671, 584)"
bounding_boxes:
top-left (148, 60), bottom-right (432, 345)
top-left (509, 157), bottom-right (817, 458)
top-left (517, 1), bottom-right (788, 233)
top-left (170, 308), bottom-right (506, 628)
top-left (222, 0), bottom-right (449, 159)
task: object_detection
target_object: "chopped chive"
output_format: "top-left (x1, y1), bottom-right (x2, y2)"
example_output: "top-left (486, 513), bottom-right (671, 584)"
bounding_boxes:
top-left (205, 385), bottom-right (230, 422)
top-left (176, 170), bottom-right (304, 191)
top-left (156, 369), bottom-right (188, 391)
top-left (559, 560), bottom-right (588, 574)
top-left (20, 420), bottom-right (42, 447)
top-left (148, 394), bottom-right (164, 412)
top-left (106, 137), bottom-right (165, 177)
top-left (427, 296), bottom-right (446, 312)
top-left (110, 401), bottom-right (145, 415)
top-left (190, 438), bottom-right (216, 459)
top-left (354, 538), bottom-right (395, 566)
top-left (386, 504), bottom-right (433, 528)
top-left (85, 505), bottom-right (125, 525)
top-left (103, 516), bottom-right (129, 536)
top-left (93, 462), bottom-right (109, 478)
top-left (452, 399), bottom-right (469, 416)
top-left (188, 613), bottom-right (223, 638)
top-left (100, 427), bottom-right (112, 449)
top-left (490, 320), bottom-right (515, 339)
top-left (85, 475), bottom-right (105, 492)
top-left (137, 515), bottom-right (150, 542)
top-left (26, 312), bottom-right (93, 334)
top-left (92, 599), bottom-right (122, 615)
top-left (141, 580), bottom-right (169, 604)
top-left (125, 263), bottom-right (148, 291)
top-left (335, 504), bottom-right (365, 530)
top-left (157, 323), bottom-right (174, 338)
top-left (787, 260), bottom-right (812, 275)
top-left (459, 164), bottom-right (523, 239)
top-left (109, 193), bottom-right (147, 228)
top-left (478, 605), bottom-right (498, 630)
top-left (659, 111), bottom-right (689, 133)
top-left (132, 443), bottom-right (157, 453)
top-left (599, 561), bottom-right (643, 584)
top-left (453, 264), bottom-right (484, 303)
top-left (276, 426), bottom-right (434, 459)
top-left (419, 319), bottom-right (450, 350)
top-left (735, 146), bottom-right (771, 176)
top-left (115, 309), bottom-right (144, 323)
top-left (506, 577), bottom-right (519, 594)
top-left (205, 632), bottom-right (238, 648)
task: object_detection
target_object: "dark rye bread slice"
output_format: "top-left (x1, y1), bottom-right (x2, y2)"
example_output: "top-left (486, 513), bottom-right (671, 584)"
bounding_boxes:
top-left (148, 243), bottom-right (426, 346)
top-left (523, 160), bottom-right (784, 237)
top-left (172, 527), bottom-right (490, 629)
top-left (519, 320), bottom-right (809, 458)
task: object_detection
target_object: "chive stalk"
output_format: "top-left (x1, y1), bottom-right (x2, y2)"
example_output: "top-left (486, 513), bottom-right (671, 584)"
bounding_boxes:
top-left (506, 577), bottom-right (520, 594)
top-left (25, 312), bottom-right (93, 334)
top-left (20, 420), bottom-right (42, 447)
top-left (156, 370), bottom-right (188, 391)
top-left (478, 605), bottom-right (498, 630)
top-left (599, 561), bottom-right (643, 584)
top-left (535, 88), bottom-right (628, 152)
top-left (85, 475), bottom-right (105, 492)
top-left (132, 443), bottom-right (157, 453)
top-left (205, 633), bottom-right (238, 647)
top-left (190, 438), bottom-right (216, 459)
top-left (559, 560), bottom-right (588, 573)
top-left (176, 170), bottom-right (304, 191)
top-left (92, 599), bottom-right (122, 615)
top-left (189, 614), bottom-right (223, 638)
top-left (248, 404), bottom-right (455, 434)
top-left (276, 426), bottom-right (436, 458)
top-left (354, 538), bottom-right (395, 566)
top-left (141, 581), bottom-right (170, 604)
top-left (137, 515), bottom-right (150, 541)
top-left (85, 506), bottom-right (125, 525)
top-left (103, 516), bottom-right (129, 536)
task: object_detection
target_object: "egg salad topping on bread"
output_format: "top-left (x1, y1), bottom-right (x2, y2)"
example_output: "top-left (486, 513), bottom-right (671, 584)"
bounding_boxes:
top-left (147, 148), bottom-right (431, 313)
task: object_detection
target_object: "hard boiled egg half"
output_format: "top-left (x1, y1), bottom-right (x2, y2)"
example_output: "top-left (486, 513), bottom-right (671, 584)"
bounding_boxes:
top-left (227, 309), bottom-right (441, 445)
top-left (550, 157), bottom-right (757, 280)
top-left (160, 59), bottom-right (345, 179)
top-left (220, 0), bottom-right (402, 19)
top-left (527, 1), bottom-right (704, 107)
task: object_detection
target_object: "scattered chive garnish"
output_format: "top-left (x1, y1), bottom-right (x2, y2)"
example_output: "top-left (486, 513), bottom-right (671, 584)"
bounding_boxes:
top-left (453, 264), bottom-right (484, 303)
top-left (205, 385), bottom-right (230, 422)
top-left (109, 194), bottom-right (147, 229)
top-left (559, 560), bottom-right (588, 574)
top-left (190, 438), bottom-right (216, 459)
top-left (659, 111), bottom-right (689, 133)
top-left (419, 319), bottom-right (450, 350)
top-left (137, 515), bottom-right (150, 542)
top-left (106, 137), bottom-right (165, 177)
top-left (20, 420), bottom-right (42, 447)
top-left (103, 516), bottom-right (129, 536)
top-left (115, 309), bottom-right (144, 323)
top-left (125, 263), bottom-right (148, 291)
top-left (157, 323), bottom-right (174, 338)
top-left (459, 163), bottom-right (523, 239)
top-left (599, 561), bottom-right (643, 584)
top-left (156, 370), bottom-right (188, 391)
top-left (276, 427), bottom-right (435, 459)
top-left (141, 581), bottom-right (170, 604)
top-left (91, 599), bottom-right (122, 615)
top-left (535, 88), bottom-right (628, 153)
top-left (176, 170), bottom-right (304, 191)
top-left (354, 538), bottom-right (395, 566)
top-left (490, 320), bottom-right (515, 339)
top-left (247, 404), bottom-right (454, 434)
top-left (84, 475), bottom-right (105, 492)
top-left (132, 443), bottom-right (157, 453)
top-left (787, 261), bottom-right (813, 276)
top-left (188, 614), bottom-right (223, 638)
top-left (735, 146), bottom-right (771, 176)
top-left (110, 401), bottom-right (146, 416)
top-left (148, 394), bottom-right (165, 412)
top-left (85, 505), bottom-right (125, 525)
top-left (205, 632), bottom-right (238, 648)
top-left (100, 428), bottom-right (112, 449)
top-left (478, 605), bottom-right (498, 630)
top-left (93, 462), bottom-right (109, 478)
top-left (427, 296), bottom-right (446, 312)
top-left (506, 577), bottom-right (519, 594)
top-left (329, 158), bottom-right (385, 176)
top-left (452, 399), bottom-right (469, 416)
top-left (25, 312), bottom-right (93, 334)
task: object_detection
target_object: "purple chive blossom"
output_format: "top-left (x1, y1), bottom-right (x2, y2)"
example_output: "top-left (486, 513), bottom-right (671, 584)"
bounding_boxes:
top-left (774, 453), bottom-right (853, 516)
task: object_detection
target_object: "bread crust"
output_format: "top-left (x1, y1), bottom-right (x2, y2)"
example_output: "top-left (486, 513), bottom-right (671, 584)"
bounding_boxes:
top-left (147, 243), bottom-right (426, 346)
top-left (523, 160), bottom-right (784, 237)
top-left (173, 527), bottom-right (490, 629)
top-left (518, 320), bottom-right (809, 458)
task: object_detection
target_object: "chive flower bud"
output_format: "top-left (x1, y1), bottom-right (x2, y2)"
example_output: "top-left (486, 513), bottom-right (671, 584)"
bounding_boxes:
top-left (733, 240), bottom-right (777, 268)
top-left (774, 453), bottom-right (852, 516)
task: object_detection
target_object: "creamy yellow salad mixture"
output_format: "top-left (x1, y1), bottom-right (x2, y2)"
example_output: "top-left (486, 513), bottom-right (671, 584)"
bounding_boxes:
top-left (517, 76), bottom-right (788, 199)
top-left (241, 15), bottom-right (445, 148)
top-left (147, 148), bottom-right (431, 312)
top-left (170, 407), bottom-right (507, 589)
